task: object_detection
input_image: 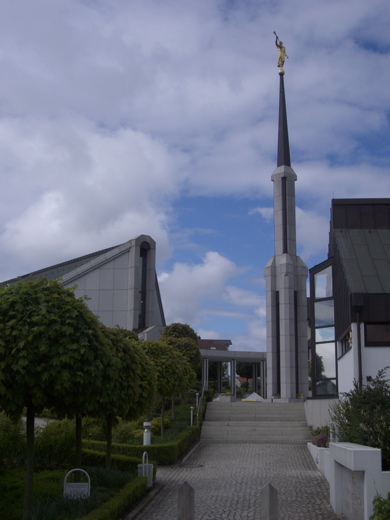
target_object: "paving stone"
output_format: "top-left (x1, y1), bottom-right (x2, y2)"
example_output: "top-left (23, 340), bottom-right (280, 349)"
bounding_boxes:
top-left (126, 442), bottom-right (345, 520)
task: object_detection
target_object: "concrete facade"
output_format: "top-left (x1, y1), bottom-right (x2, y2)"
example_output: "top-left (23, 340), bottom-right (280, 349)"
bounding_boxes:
top-left (60, 235), bottom-right (165, 333)
top-left (62, 235), bottom-right (165, 331)
top-left (4, 234), bottom-right (165, 336)
top-left (337, 322), bottom-right (390, 395)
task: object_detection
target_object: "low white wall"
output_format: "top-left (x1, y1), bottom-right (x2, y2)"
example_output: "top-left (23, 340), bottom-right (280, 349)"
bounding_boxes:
top-left (308, 441), bottom-right (390, 520)
top-left (304, 398), bottom-right (338, 429)
top-left (307, 443), bottom-right (332, 483)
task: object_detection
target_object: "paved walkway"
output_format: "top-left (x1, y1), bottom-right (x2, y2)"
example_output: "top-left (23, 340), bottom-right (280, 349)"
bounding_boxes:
top-left (126, 441), bottom-right (344, 520)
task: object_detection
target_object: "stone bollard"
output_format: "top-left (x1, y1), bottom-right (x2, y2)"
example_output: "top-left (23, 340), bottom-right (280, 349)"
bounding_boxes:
top-left (178, 481), bottom-right (195, 520)
top-left (260, 482), bottom-right (278, 520)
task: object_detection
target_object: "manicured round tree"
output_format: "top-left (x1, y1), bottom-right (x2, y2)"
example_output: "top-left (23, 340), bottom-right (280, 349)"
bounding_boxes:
top-left (160, 323), bottom-right (199, 342)
top-left (143, 341), bottom-right (196, 435)
top-left (160, 323), bottom-right (201, 374)
top-left (99, 326), bottom-right (156, 468)
top-left (0, 278), bottom-right (111, 520)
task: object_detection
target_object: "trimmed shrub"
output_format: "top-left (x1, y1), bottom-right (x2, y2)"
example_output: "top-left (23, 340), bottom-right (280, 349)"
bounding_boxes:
top-left (112, 419), bottom-right (143, 444)
top-left (83, 425), bottom-right (200, 466)
top-left (371, 492), bottom-right (390, 520)
top-left (0, 413), bottom-right (25, 473)
top-left (77, 477), bottom-right (147, 520)
top-left (34, 418), bottom-right (76, 470)
top-left (81, 449), bottom-right (151, 475)
top-left (330, 368), bottom-right (390, 470)
top-left (151, 416), bottom-right (171, 435)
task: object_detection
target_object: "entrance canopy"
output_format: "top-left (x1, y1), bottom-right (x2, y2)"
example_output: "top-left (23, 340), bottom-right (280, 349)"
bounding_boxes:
top-left (200, 350), bottom-right (267, 398)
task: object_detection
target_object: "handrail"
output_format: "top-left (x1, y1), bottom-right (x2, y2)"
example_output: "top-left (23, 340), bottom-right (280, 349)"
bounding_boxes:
top-left (196, 382), bottom-right (207, 426)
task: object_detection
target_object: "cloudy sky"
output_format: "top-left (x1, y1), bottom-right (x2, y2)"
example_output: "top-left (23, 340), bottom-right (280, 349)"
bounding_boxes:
top-left (0, 0), bottom-right (389, 351)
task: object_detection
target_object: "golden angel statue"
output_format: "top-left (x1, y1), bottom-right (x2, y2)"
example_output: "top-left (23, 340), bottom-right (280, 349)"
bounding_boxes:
top-left (274, 32), bottom-right (288, 69)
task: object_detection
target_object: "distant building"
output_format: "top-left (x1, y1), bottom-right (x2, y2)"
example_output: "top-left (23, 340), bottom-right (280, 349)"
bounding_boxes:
top-left (198, 339), bottom-right (232, 351)
top-left (3, 234), bottom-right (166, 340)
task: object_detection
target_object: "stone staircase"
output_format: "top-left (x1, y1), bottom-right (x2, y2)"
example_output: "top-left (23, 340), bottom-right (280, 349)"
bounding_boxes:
top-left (201, 400), bottom-right (311, 443)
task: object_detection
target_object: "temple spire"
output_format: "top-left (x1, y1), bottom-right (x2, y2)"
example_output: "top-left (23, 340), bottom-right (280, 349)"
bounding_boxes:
top-left (274, 32), bottom-right (291, 167)
top-left (265, 34), bottom-right (308, 401)
top-left (277, 73), bottom-right (291, 167)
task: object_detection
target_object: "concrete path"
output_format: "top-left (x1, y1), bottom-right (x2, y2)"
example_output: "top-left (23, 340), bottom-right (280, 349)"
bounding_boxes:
top-left (126, 441), bottom-right (344, 519)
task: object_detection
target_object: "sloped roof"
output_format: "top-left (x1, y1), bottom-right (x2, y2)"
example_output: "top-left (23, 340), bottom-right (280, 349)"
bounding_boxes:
top-left (3, 245), bottom-right (119, 284)
top-left (334, 228), bottom-right (390, 294)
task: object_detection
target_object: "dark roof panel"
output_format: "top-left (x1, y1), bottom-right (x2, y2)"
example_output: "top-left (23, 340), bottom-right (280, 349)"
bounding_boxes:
top-left (332, 199), bottom-right (390, 230)
top-left (334, 229), bottom-right (390, 295)
top-left (355, 245), bottom-right (378, 276)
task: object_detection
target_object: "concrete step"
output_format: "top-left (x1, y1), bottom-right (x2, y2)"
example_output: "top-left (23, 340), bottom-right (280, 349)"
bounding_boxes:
top-left (206, 407), bottom-right (306, 421)
top-left (201, 400), bottom-right (311, 444)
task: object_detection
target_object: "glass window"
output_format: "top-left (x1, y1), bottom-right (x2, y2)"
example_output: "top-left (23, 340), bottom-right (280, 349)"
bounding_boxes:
top-left (316, 342), bottom-right (336, 379)
top-left (365, 323), bottom-right (390, 346)
top-left (315, 266), bottom-right (333, 299)
top-left (315, 327), bottom-right (335, 343)
top-left (314, 300), bottom-right (334, 327)
top-left (316, 379), bottom-right (337, 395)
top-left (338, 330), bottom-right (352, 357)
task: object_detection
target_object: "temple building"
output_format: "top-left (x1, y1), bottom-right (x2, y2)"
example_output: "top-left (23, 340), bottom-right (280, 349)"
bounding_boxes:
top-left (3, 234), bottom-right (166, 340)
top-left (309, 199), bottom-right (390, 396)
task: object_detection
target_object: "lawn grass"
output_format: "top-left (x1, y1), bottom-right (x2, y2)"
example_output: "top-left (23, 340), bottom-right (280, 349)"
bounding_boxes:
top-left (0, 467), bottom-right (134, 520)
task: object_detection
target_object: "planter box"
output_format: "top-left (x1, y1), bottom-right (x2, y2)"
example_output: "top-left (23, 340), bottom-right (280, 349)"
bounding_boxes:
top-left (307, 443), bottom-right (329, 477)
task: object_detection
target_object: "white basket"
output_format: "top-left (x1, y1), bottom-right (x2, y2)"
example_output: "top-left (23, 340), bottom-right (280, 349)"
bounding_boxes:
top-left (63, 468), bottom-right (91, 499)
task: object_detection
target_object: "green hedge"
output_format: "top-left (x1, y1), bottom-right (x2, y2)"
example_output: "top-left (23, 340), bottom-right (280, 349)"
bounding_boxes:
top-left (204, 388), bottom-right (215, 403)
top-left (77, 477), bottom-right (147, 520)
top-left (81, 449), bottom-right (157, 478)
top-left (83, 425), bottom-right (200, 465)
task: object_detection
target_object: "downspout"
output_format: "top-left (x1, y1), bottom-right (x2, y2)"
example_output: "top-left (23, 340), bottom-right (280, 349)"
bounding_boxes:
top-left (352, 293), bottom-right (364, 390)
top-left (356, 311), bottom-right (363, 390)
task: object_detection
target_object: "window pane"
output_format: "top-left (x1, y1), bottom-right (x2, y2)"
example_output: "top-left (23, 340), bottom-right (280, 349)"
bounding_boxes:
top-left (315, 327), bottom-right (335, 342)
top-left (315, 266), bottom-right (333, 298)
top-left (315, 300), bottom-right (334, 327)
top-left (316, 342), bottom-right (336, 378)
top-left (366, 323), bottom-right (390, 346)
top-left (316, 379), bottom-right (337, 395)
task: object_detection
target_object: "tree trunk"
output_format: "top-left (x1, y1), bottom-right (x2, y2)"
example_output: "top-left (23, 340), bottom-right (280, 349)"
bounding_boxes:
top-left (171, 395), bottom-right (175, 419)
top-left (75, 415), bottom-right (83, 468)
top-left (106, 414), bottom-right (113, 469)
top-left (23, 405), bottom-right (35, 520)
top-left (160, 399), bottom-right (165, 437)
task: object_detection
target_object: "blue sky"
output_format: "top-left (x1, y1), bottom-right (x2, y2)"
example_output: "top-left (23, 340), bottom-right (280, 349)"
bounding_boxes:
top-left (0, 0), bottom-right (389, 350)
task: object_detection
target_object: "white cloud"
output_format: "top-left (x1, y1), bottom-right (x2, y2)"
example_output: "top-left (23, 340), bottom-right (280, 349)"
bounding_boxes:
top-left (250, 207), bottom-right (274, 223)
top-left (0, 0), bottom-right (389, 350)
top-left (223, 285), bottom-right (263, 310)
top-left (0, 118), bottom-right (180, 277)
top-left (296, 206), bottom-right (330, 264)
top-left (159, 251), bottom-right (239, 325)
top-left (230, 320), bottom-right (267, 352)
